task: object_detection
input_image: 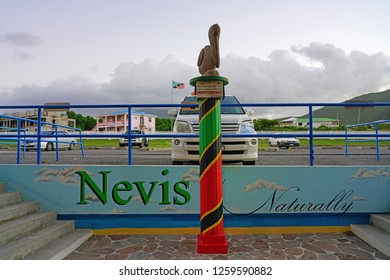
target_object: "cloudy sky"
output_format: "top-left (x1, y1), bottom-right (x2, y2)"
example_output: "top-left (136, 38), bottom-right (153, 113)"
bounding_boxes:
top-left (1, 0), bottom-right (390, 118)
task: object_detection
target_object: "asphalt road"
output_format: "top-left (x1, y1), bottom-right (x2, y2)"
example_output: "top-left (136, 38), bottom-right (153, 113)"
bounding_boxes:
top-left (1, 146), bottom-right (390, 166)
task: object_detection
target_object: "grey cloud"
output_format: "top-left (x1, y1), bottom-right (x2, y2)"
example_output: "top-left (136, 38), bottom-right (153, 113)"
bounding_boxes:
top-left (222, 43), bottom-right (390, 105)
top-left (103, 55), bottom-right (196, 104)
top-left (1, 32), bottom-right (42, 47)
top-left (15, 50), bottom-right (35, 60)
top-left (1, 44), bottom-right (389, 119)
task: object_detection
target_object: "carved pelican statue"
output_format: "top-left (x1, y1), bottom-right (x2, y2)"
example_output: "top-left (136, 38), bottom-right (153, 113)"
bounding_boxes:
top-left (197, 23), bottom-right (221, 76)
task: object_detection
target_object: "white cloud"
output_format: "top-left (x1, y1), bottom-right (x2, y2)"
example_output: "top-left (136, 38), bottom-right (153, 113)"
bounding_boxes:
top-left (158, 205), bottom-right (176, 212)
top-left (84, 194), bottom-right (100, 202)
top-left (222, 43), bottom-right (390, 105)
top-left (181, 168), bottom-right (200, 183)
top-left (350, 167), bottom-right (390, 179)
top-left (244, 179), bottom-right (287, 192)
top-left (351, 196), bottom-right (367, 201)
top-left (1, 43), bottom-right (389, 119)
top-left (35, 167), bottom-right (93, 185)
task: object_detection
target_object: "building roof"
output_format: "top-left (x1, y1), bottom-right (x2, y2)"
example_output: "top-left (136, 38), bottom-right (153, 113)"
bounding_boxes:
top-left (296, 117), bottom-right (339, 122)
top-left (280, 117), bottom-right (297, 122)
top-left (105, 110), bottom-right (157, 117)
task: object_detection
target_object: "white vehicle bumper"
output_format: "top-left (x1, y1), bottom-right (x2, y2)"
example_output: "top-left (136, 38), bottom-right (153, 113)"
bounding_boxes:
top-left (171, 136), bottom-right (258, 163)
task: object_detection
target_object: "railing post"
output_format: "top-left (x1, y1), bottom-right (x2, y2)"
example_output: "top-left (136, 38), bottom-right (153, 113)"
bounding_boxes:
top-left (309, 105), bottom-right (314, 166)
top-left (16, 119), bottom-right (21, 164)
top-left (37, 107), bottom-right (42, 165)
top-left (54, 125), bottom-right (59, 161)
top-left (375, 123), bottom-right (380, 161)
top-left (127, 106), bottom-right (132, 165)
top-left (79, 130), bottom-right (85, 158)
top-left (345, 126), bottom-right (349, 158)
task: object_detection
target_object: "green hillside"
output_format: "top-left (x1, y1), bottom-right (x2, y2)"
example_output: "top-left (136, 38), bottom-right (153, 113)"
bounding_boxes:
top-left (305, 89), bottom-right (390, 125)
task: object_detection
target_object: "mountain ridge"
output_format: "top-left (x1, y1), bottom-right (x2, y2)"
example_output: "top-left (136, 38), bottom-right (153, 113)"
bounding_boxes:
top-left (301, 89), bottom-right (390, 125)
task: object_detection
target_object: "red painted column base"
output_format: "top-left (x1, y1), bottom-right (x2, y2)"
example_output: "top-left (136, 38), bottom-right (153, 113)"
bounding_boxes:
top-left (197, 234), bottom-right (228, 254)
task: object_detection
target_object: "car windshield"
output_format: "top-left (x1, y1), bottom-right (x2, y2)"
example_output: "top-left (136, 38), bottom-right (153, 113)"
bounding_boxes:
top-left (41, 131), bottom-right (68, 135)
top-left (39, 131), bottom-right (56, 135)
top-left (124, 130), bottom-right (142, 134)
top-left (179, 96), bottom-right (245, 115)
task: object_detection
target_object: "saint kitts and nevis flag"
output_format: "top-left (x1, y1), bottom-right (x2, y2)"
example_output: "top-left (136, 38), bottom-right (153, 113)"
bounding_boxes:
top-left (172, 81), bottom-right (185, 89)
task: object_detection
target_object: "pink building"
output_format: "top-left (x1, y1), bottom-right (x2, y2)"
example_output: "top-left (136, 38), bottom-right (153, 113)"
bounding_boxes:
top-left (94, 110), bottom-right (156, 133)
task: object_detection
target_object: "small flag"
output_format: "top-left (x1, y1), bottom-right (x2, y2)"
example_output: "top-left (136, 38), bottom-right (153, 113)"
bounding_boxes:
top-left (172, 81), bottom-right (185, 89)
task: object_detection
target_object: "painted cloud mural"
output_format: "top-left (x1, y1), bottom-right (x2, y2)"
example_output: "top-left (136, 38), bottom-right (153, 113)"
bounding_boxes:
top-left (351, 167), bottom-right (390, 179)
top-left (35, 167), bottom-right (93, 185)
top-left (244, 179), bottom-right (287, 192)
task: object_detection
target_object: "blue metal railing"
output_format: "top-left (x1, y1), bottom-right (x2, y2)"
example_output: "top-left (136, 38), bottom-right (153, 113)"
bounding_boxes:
top-left (1, 101), bottom-right (390, 165)
top-left (0, 112), bottom-right (84, 164)
top-left (345, 120), bottom-right (390, 161)
top-left (0, 126), bottom-right (27, 160)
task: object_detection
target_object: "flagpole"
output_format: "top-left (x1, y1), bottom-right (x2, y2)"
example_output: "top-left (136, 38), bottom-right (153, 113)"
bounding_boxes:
top-left (171, 80), bottom-right (173, 130)
top-left (171, 80), bottom-right (173, 104)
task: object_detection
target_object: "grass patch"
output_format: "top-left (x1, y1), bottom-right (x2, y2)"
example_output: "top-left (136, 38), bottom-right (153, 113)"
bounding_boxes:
top-left (81, 138), bottom-right (172, 148)
top-left (2, 137), bottom-right (388, 149)
top-left (82, 139), bottom-right (119, 147)
top-left (148, 139), bottom-right (172, 148)
top-left (257, 138), bottom-right (389, 148)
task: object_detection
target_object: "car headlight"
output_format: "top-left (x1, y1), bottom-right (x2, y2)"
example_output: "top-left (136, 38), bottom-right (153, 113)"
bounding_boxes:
top-left (174, 121), bottom-right (193, 133)
top-left (239, 121), bottom-right (256, 133)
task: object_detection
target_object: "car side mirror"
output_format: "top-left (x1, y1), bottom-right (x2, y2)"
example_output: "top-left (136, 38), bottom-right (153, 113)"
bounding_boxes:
top-left (245, 109), bottom-right (254, 116)
top-left (168, 109), bottom-right (178, 117)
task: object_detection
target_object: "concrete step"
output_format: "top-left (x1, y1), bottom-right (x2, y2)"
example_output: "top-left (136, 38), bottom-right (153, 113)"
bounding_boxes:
top-left (26, 229), bottom-right (93, 260)
top-left (0, 220), bottom-right (75, 260)
top-left (0, 201), bottom-right (40, 223)
top-left (0, 183), bottom-right (91, 259)
top-left (351, 224), bottom-right (390, 257)
top-left (371, 214), bottom-right (390, 233)
top-left (0, 182), bottom-right (5, 193)
top-left (0, 211), bottom-right (57, 247)
top-left (351, 213), bottom-right (390, 258)
top-left (0, 192), bottom-right (22, 208)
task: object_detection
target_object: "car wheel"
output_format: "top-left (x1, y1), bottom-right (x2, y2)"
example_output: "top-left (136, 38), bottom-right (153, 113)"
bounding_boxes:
top-left (119, 143), bottom-right (125, 147)
top-left (243, 161), bottom-right (256, 166)
top-left (46, 142), bottom-right (54, 151)
top-left (68, 143), bottom-right (75, 150)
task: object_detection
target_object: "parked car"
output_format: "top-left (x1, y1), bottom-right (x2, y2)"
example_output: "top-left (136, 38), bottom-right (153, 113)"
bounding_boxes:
top-left (21, 130), bottom-right (77, 151)
top-left (119, 130), bottom-right (149, 148)
top-left (168, 95), bottom-right (258, 165)
top-left (269, 137), bottom-right (300, 148)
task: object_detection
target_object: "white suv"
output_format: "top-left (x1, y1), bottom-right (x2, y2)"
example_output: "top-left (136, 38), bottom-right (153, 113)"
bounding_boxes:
top-left (168, 95), bottom-right (258, 165)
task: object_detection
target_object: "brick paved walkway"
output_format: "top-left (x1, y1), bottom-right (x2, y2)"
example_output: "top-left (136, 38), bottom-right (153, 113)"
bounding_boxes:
top-left (65, 232), bottom-right (390, 260)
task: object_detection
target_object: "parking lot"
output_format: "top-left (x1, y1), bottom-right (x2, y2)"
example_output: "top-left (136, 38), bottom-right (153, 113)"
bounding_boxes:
top-left (1, 146), bottom-right (390, 166)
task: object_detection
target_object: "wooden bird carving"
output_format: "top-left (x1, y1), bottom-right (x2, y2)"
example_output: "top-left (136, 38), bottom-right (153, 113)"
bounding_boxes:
top-left (197, 24), bottom-right (221, 76)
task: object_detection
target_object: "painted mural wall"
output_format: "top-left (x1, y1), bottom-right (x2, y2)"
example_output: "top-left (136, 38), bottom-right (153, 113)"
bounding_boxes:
top-left (1, 165), bottom-right (389, 229)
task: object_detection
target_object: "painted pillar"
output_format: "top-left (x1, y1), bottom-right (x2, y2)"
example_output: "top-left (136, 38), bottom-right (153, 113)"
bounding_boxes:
top-left (190, 76), bottom-right (229, 254)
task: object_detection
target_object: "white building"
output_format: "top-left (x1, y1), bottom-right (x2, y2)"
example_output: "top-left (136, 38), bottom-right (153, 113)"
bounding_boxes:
top-left (280, 117), bottom-right (340, 128)
top-left (0, 102), bottom-right (75, 132)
